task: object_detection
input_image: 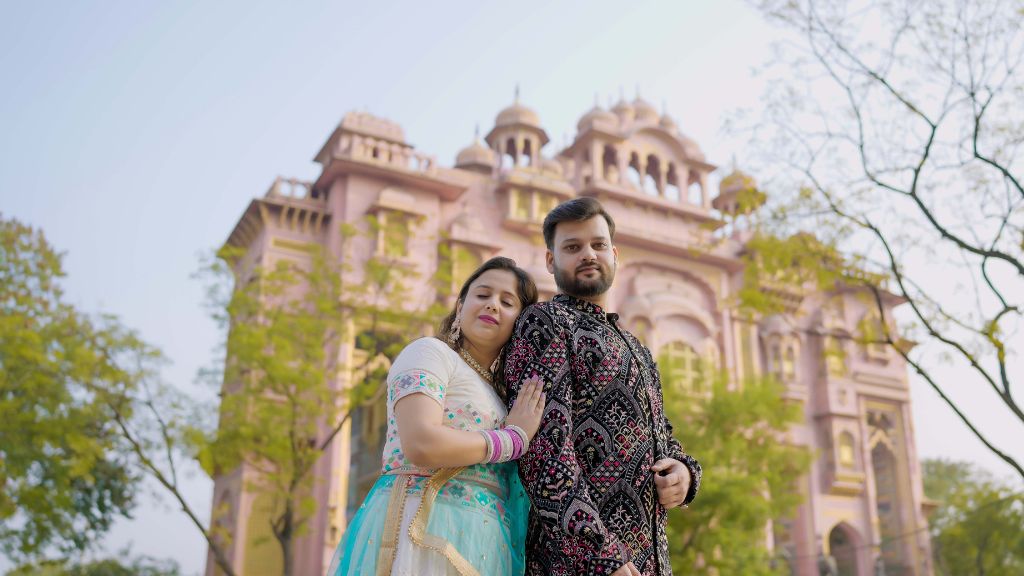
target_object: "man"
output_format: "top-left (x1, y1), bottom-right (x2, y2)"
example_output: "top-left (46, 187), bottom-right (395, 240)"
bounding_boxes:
top-left (504, 197), bottom-right (702, 576)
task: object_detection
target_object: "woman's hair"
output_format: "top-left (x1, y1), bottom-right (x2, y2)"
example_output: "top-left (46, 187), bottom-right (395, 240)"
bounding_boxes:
top-left (438, 256), bottom-right (538, 400)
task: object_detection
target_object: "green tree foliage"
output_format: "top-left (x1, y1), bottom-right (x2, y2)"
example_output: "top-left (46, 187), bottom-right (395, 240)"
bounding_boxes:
top-left (744, 0), bottom-right (1024, 480)
top-left (923, 459), bottom-right (1024, 575)
top-left (0, 215), bottom-right (153, 560)
top-left (187, 216), bottom-right (447, 576)
top-left (5, 552), bottom-right (181, 576)
top-left (662, 368), bottom-right (813, 576)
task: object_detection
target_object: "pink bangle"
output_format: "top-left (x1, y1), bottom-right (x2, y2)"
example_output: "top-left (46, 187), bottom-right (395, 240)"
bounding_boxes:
top-left (488, 430), bottom-right (504, 463)
top-left (508, 429), bottom-right (522, 460)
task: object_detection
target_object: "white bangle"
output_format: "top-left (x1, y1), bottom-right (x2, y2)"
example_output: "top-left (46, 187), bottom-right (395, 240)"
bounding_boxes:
top-left (505, 424), bottom-right (529, 452)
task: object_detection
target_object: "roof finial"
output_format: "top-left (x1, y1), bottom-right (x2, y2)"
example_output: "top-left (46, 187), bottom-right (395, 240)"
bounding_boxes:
top-left (731, 154), bottom-right (738, 172)
top-left (514, 84), bottom-right (520, 103)
top-left (474, 123), bottom-right (481, 141)
top-left (635, 84), bottom-right (641, 99)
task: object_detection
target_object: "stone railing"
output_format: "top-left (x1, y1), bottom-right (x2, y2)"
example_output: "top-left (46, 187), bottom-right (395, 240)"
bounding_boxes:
top-left (334, 133), bottom-right (439, 177)
top-left (265, 177), bottom-right (320, 203)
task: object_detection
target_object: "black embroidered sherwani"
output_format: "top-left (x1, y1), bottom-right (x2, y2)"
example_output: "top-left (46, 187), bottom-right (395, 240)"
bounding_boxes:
top-left (505, 294), bottom-right (702, 576)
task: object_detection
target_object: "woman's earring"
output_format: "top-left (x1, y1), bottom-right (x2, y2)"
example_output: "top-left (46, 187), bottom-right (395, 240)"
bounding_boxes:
top-left (448, 315), bottom-right (462, 344)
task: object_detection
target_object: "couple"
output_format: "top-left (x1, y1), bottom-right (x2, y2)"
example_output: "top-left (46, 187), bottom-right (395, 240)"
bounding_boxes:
top-left (329, 198), bottom-right (702, 576)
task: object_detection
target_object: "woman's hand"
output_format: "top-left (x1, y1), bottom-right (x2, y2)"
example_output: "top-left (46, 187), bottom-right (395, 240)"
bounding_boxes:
top-left (505, 376), bottom-right (546, 441)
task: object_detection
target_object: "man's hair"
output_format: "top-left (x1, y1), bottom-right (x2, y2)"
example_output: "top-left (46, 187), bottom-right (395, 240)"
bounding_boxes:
top-left (541, 197), bottom-right (616, 249)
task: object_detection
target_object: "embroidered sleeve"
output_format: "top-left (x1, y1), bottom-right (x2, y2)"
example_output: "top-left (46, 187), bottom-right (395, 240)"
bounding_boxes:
top-left (387, 338), bottom-right (454, 409)
top-left (504, 305), bottom-right (630, 574)
top-left (389, 369), bottom-right (447, 407)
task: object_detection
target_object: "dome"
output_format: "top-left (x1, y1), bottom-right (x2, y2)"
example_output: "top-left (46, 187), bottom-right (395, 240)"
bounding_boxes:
top-left (495, 102), bottom-right (541, 128)
top-left (713, 168), bottom-right (766, 215)
top-left (659, 114), bottom-right (678, 131)
top-left (455, 137), bottom-right (496, 169)
top-left (633, 97), bottom-right (659, 123)
top-left (680, 135), bottom-right (705, 160)
top-left (718, 169), bottom-right (757, 194)
top-left (576, 105), bottom-right (618, 132)
top-left (612, 98), bottom-right (635, 122)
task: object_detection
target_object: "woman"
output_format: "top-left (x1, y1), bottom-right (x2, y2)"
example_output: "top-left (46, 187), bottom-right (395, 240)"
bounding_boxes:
top-left (328, 257), bottom-right (543, 576)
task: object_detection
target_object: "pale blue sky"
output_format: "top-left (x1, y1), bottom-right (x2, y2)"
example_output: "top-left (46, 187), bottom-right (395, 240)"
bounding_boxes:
top-left (2, 1), bottom-right (1019, 573)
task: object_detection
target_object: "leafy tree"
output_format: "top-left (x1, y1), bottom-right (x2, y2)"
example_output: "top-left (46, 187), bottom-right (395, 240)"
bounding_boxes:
top-left (5, 552), bottom-right (181, 576)
top-left (923, 458), bottom-right (1024, 575)
top-left (663, 369), bottom-right (813, 575)
top-left (0, 215), bottom-right (150, 560)
top-left (76, 207), bottom-right (448, 576)
top-left (743, 0), bottom-right (1024, 480)
top-left (182, 216), bottom-right (446, 576)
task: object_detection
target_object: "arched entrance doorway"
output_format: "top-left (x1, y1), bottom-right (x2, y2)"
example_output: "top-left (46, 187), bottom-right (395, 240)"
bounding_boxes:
top-left (827, 523), bottom-right (861, 576)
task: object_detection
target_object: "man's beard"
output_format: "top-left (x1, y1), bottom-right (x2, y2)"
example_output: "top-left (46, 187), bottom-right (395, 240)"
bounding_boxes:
top-left (554, 261), bottom-right (616, 298)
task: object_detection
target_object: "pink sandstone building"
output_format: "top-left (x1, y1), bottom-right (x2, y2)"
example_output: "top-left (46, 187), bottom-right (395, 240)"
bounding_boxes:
top-left (210, 97), bottom-right (933, 576)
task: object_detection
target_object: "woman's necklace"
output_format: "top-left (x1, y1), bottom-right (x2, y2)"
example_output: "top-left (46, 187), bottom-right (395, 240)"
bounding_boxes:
top-left (458, 347), bottom-right (493, 384)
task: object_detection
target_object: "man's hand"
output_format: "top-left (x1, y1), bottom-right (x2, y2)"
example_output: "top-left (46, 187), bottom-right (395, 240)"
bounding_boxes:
top-left (652, 458), bottom-right (691, 509)
top-left (611, 561), bottom-right (642, 576)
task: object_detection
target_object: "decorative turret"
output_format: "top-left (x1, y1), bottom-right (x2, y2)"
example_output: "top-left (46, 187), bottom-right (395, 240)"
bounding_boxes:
top-left (455, 128), bottom-right (496, 174)
top-left (659, 113), bottom-right (678, 132)
top-left (633, 95), bottom-right (659, 124)
top-left (577, 104), bottom-right (618, 133)
top-left (713, 167), bottom-right (766, 217)
top-left (485, 88), bottom-right (550, 171)
top-left (494, 102), bottom-right (542, 129)
top-left (612, 97), bottom-right (636, 124)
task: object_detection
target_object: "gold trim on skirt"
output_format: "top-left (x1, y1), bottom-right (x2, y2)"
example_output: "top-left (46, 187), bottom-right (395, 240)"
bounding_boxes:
top-left (376, 475), bottom-right (410, 576)
top-left (376, 468), bottom-right (479, 576)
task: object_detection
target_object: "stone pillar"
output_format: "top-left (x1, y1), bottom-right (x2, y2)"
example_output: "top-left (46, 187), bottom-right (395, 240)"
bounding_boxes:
top-left (591, 140), bottom-right (604, 183)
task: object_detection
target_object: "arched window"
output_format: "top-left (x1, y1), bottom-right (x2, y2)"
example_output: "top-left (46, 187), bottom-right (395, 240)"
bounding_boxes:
top-left (662, 341), bottom-right (705, 395)
top-left (510, 188), bottom-right (531, 220)
top-left (521, 139), bottom-right (533, 167)
top-left (537, 194), bottom-right (558, 222)
top-left (687, 175), bottom-right (703, 205)
top-left (859, 311), bottom-right (890, 360)
top-left (644, 154), bottom-right (661, 195)
top-left (503, 137), bottom-right (517, 169)
top-left (627, 152), bottom-right (643, 189)
top-left (378, 211), bottom-right (412, 258)
top-left (602, 145), bottom-right (619, 183)
top-left (838, 431), bottom-right (856, 469)
top-left (665, 163), bottom-right (682, 201)
top-left (783, 342), bottom-right (797, 380)
top-left (825, 336), bottom-right (846, 376)
top-left (768, 336), bottom-right (783, 381)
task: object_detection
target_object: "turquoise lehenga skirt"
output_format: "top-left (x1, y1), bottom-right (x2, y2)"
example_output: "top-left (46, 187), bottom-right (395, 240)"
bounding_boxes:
top-left (327, 462), bottom-right (529, 576)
